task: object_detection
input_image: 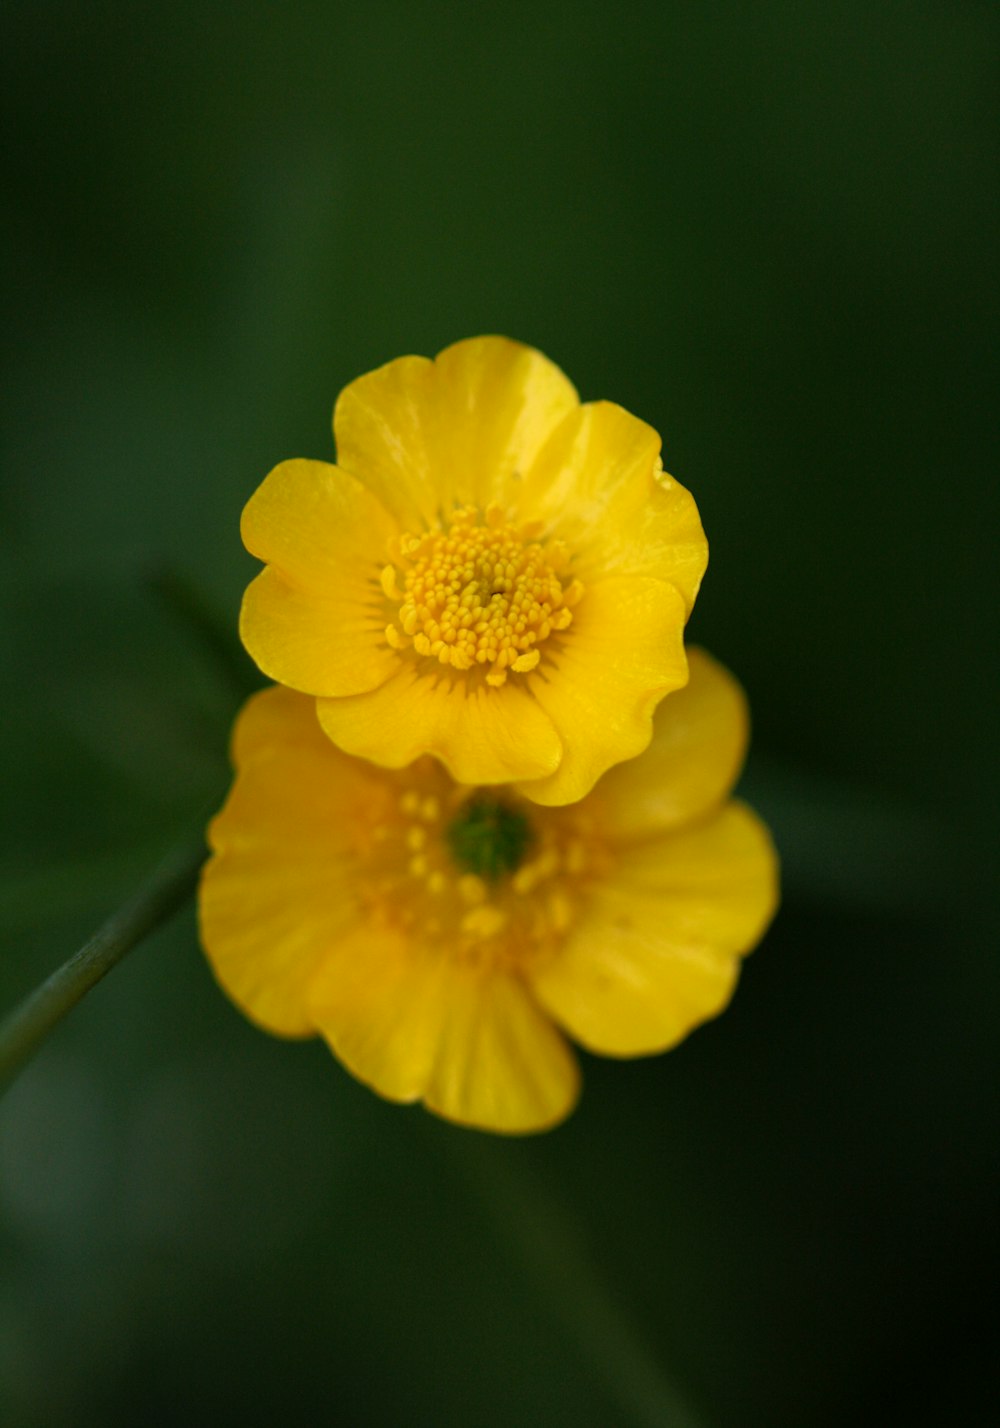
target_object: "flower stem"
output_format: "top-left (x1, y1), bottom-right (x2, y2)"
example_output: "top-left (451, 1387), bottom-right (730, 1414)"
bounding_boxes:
top-left (0, 841), bottom-right (204, 1098)
top-left (450, 1137), bottom-right (709, 1428)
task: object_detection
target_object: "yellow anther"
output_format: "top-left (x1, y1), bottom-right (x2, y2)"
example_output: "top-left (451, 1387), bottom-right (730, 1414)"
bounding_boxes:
top-left (461, 905), bottom-right (507, 939)
top-left (380, 565), bottom-right (402, 600)
top-left (538, 849), bottom-right (561, 879)
top-left (409, 855), bottom-right (429, 877)
top-left (512, 864), bottom-right (539, 895)
top-left (458, 874), bottom-right (488, 905)
top-left (427, 871), bottom-right (448, 894)
top-left (406, 826), bottom-right (427, 852)
top-left (381, 506), bottom-right (582, 687)
top-left (547, 890), bottom-right (574, 933)
top-left (512, 848), bottom-right (560, 895)
top-left (400, 791), bottom-right (420, 815)
top-left (420, 796), bottom-right (440, 822)
top-left (385, 624), bottom-right (408, 650)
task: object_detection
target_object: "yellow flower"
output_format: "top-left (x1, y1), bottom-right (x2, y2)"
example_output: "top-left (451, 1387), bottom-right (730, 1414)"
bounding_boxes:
top-left (239, 335), bottom-right (707, 805)
top-left (198, 650), bottom-right (778, 1134)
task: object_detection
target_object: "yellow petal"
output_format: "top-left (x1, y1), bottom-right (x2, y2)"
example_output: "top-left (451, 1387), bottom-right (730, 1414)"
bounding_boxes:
top-left (423, 970), bottom-right (580, 1133)
top-left (316, 662), bottom-right (563, 786)
top-left (529, 803), bottom-right (779, 1056)
top-left (333, 336), bottom-right (579, 527)
top-left (596, 648), bottom-right (750, 839)
top-left (523, 401), bottom-right (707, 612)
top-left (601, 803), bottom-right (779, 949)
top-left (332, 354), bottom-right (437, 528)
top-left (311, 944), bottom-right (579, 1134)
top-left (239, 459), bottom-right (400, 696)
top-left (431, 336), bottom-right (580, 511)
top-left (517, 576), bottom-right (689, 807)
top-left (199, 687), bottom-right (377, 1036)
top-left (308, 925), bottom-right (453, 1102)
top-left (240, 566), bottom-right (398, 697)
top-left (241, 457), bottom-right (398, 587)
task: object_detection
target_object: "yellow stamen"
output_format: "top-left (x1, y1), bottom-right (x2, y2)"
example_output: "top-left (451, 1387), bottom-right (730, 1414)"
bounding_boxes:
top-left (461, 905), bottom-right (507, 939)
top-left (512, 848), bottom-right (560, 895)
top-left (458, 873), bottom-right (488, 905)
top-left (358, 775), bottom-right (608, 977)
top-left (380, 505), bottom-right (582, 688)
top-left (380, 565), bottom-right (402, 600)
top-left (385, 624), bottom-right (408, 649)
top-left (547, 890), bottom-right (573, 933)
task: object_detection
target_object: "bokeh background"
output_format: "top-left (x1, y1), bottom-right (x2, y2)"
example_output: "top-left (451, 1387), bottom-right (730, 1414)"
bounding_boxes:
top-left (1, 3), bottom-right (996, 1425)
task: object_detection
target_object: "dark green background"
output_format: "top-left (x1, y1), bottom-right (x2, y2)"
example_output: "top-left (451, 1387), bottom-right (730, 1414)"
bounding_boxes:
top-left (1, 3), bottom-right (996, 1425)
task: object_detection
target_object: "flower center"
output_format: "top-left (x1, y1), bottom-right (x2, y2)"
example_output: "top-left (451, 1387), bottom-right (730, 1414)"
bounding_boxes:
top-left (380, 504), bottom-right (584, 687)
top-left (446, 795), bottom-right (535, 881)
top-left (357, 767), bottom-right (610, 970)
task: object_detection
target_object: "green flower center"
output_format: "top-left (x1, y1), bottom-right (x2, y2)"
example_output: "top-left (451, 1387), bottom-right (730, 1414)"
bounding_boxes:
top-left (446, 796), bottom-right (535, 881)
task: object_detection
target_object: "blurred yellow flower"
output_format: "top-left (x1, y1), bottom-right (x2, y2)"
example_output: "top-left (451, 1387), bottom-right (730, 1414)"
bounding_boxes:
top-left (239, 336), bottom-right (707, 806)
top-left (198, 650), bottom-right (778, 1134)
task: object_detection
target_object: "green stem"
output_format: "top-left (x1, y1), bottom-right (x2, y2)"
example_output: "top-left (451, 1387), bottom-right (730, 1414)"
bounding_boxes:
top-left (0, 841), bottom-right (204, 1097)
top-left (451, 1138), bottom-right (708, 1428)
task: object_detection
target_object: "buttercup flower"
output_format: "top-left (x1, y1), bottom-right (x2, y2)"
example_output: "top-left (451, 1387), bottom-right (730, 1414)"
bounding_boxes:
top-left (239, 336), bottom-right (707, 805)
top-left (198, 650), bottom-right (778, 1134)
